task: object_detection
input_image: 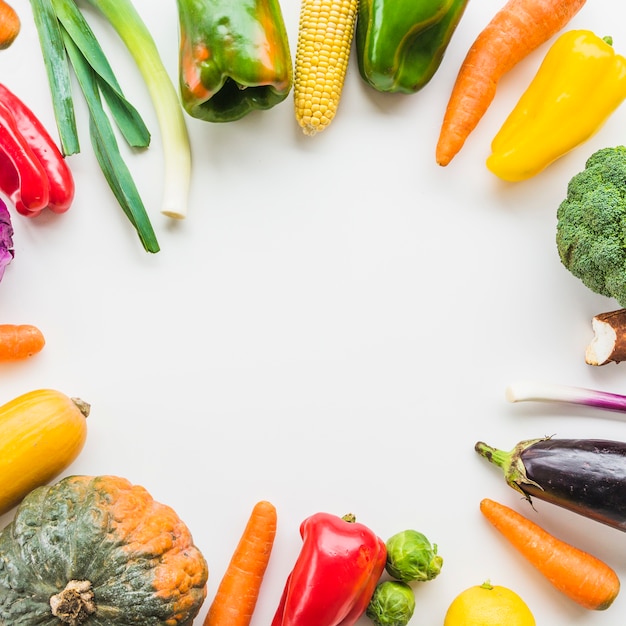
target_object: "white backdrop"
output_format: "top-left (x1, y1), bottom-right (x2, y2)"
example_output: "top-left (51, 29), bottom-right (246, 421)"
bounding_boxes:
top-left (1, 1), bottom-right (626, 624)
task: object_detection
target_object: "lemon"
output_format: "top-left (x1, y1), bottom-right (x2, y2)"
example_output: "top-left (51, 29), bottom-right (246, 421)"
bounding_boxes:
top-left (443, 581), bottom-right (536, 626)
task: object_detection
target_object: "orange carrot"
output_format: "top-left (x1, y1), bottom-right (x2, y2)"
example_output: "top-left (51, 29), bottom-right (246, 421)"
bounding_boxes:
top-left (480, 498), bottom-right (620, 610)
top-left (435, 0), bottom-right (586, 166)
top-left (0, 324), bottom-right (45, 361)
top-left (0, 0), bottom-right (20, 50)
top-left (204, 500), bottom-right (277, 626)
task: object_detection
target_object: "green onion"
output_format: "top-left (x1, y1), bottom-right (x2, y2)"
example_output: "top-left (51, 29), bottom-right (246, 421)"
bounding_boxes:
top-left (29, 0), bottom-right (159, 252)
top-left (51, 0), bottom-right (151, 148)
top-left (62, 28), bottom-right (159, 252)
top-left (83, 0), bottom-right (192, 220)
top-left (506, 380), bottom-right (626, 414)
top-left (29, 0), bottom-right (79, 155)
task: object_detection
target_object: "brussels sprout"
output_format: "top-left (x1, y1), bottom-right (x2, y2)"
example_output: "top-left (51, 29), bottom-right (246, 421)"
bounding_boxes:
top-left (366, 580), bottom-right (416, 626)
top-left (385, 529), bottom-right (443, 582)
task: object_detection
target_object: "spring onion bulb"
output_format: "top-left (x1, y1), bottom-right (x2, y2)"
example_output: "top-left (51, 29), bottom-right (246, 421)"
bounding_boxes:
top-left (506, 380), bottom-right (626, 413)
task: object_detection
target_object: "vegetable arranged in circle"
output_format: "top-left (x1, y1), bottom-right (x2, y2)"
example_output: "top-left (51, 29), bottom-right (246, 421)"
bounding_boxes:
top-left (475, 437), bottom-right (626, 531)
top-left (443, 581), bottom-right (536, 626)
top-left (0, 324), bottom-right (45, 360)
top-left (366, 580), bottom-right (416, 626)
top-left (0, 475), bottom-right (209, 625)
top-left (480, 498), bottom-right (620, 610)
top-left (385, 529), bottom-right (443, 582)
top-left (0, 388), bottom-right (88, 516)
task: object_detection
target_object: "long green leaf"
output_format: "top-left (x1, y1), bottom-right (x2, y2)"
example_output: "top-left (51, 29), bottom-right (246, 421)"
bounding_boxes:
top-left (51, 0), bottom-right (150, 148)
top-left (28, 0), bottom-right (80, 155)
top-left (61, 27), bottom-right (159, 253)
top-left (83, 0), bottom-right (191, 219)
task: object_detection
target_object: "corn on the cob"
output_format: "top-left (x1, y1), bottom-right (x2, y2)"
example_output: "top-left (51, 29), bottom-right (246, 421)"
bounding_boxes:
top-left (294, 0), bottom-right (358, 135)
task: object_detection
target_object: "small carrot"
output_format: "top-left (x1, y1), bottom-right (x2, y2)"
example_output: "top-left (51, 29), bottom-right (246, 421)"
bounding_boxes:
top-left (0, 0), bottom-right (20, 50)
top-left (480, 498), bottom-right (620, 610)
top-left (435, 0), bottom-right (586, 166)
top-left (0, 324), bottom-right (45, 361)
top-left (204, 500), bottom-right (277, 626)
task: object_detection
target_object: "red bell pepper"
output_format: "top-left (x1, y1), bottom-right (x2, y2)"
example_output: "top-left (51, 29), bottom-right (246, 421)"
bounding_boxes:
top-left (271, 512), bottom-right (387, 626)
top-left (0, 83), bottom-right (74, 217)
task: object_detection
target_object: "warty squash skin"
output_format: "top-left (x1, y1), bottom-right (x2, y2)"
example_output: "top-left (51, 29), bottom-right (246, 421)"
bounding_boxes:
top-left (0, 474), bottom-right (209, 625)
top-left (0, 388), bottom-right (89, 516)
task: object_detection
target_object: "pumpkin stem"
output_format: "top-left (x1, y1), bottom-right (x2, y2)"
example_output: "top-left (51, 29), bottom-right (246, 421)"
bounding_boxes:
top-left (49, 579), bottom-right (96, 625)
top-left (71, 397), bottom-right (91, 418)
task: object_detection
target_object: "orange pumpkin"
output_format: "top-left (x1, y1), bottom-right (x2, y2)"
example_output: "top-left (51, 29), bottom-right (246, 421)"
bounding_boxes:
top-left (0, 475), bottom-right (209, 625)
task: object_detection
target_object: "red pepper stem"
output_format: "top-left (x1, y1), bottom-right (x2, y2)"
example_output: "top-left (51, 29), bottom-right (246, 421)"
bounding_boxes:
top-left (342, 513), bottom-right (357, 523)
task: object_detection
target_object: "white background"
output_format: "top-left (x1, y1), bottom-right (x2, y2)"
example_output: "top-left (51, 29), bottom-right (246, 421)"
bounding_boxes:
top-left (2, 0), bottom-right (626, 624)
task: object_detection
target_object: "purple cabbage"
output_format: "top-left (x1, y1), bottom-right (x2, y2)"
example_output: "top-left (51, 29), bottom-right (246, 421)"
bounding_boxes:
top-left (0, 199), bottom-right (14, 281)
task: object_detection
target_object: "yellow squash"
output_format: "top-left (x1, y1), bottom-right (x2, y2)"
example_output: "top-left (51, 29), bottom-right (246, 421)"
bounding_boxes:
top-left (0, 389), bottom-right (89, 515)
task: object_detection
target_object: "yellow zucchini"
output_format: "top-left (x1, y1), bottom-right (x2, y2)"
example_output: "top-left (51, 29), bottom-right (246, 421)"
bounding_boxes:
top-left (0, 389), bottom-right (89, 515)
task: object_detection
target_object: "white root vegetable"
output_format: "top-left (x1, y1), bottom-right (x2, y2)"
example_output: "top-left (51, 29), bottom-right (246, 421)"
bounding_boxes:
top-left (586, 309), bottom-right (626, 366)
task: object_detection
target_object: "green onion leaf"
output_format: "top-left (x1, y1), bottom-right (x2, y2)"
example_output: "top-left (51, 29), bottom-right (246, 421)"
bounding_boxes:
top-left (51, 0), bottom-right (151, 148)
top-left (83, 0), bottom-right (192, 219)
top-left (61, 27), bottom-right (159, 253)
top-left (28, 0), bottom-right (80, 155)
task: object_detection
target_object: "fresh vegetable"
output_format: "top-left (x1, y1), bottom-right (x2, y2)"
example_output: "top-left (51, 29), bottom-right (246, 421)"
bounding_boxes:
top-left (177, 0), bottom-right (292, 123)
top-left (271, 512), bottom-right (387, 626)
top-left (435, 0), bottom-right (587, 166)
top-left (355, 0), bottom-right (469, 94)
top-left (385, 529), bottom-right (443, 582)
top-left (0, 389), bottom-right (88, 516)
top-left (586, 309), bottom-right (626, 365)
top-left (29, 0), bottom-right (160, 250)
top-left (443, 581), bottom-right (536, 626)
top-left (83, 0), bottom-right (192, 219)
top-left (0, 324), bottom-right (45, 360)
top-left (205, 500), bottom-right (277, 626)
top-left (294, 0), bottom-right (358, 135)
top-left (556, 145), bottom-right (626, 305)
top-left (366, 581), bottom-right (416, 626)
top-left (487, 30), bottom-right (626, 181)
top-left (475, 437), bottom-right (626, 531)
top-left (481, 498), bottom-right (620, 610)
top-left (0, 198), bottom-right (14, 281)
top-left (506, 379), bottom-right (626, 412)
top-left (0, 83), bottom-right (75, 216)
top-left (0, 474), bottom-right (208, 625)
top-left (0, 0), bottom-right (20, 49)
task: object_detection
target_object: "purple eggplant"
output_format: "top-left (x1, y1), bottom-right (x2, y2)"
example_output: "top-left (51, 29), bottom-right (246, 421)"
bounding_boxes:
top-left (475, 437), bottom-right (626, 532)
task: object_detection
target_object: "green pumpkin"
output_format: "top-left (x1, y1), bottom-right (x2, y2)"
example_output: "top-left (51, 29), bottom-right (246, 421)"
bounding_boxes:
top-left (0, 475), bottom-right (208, 625)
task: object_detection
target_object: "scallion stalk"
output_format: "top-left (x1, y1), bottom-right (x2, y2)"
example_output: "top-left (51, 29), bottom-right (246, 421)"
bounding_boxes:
top-left (82, 0), bottom-right (192, 219)
top-left (30, 0), bottom-right (160, 252)
top-left (62, 27), bottom-right (159, 252)
top-left (506, 380), bottom-right (626, 413)
top-left (29, 0), bottom-right (79, 155)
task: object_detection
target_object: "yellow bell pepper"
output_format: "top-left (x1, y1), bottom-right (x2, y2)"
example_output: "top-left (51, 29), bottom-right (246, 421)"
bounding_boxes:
top-left (487, 30), bottom-right (626, 182)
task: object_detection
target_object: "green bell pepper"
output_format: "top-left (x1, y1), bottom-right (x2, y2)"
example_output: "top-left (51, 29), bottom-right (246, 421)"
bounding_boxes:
top-left (355, 0), bottom-right (469, 94)
top-left (176, 0), bottom-right (292, 122)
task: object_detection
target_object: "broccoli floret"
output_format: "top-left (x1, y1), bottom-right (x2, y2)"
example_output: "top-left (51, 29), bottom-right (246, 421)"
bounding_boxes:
top-left (556, 146), bottom-right (626, 306)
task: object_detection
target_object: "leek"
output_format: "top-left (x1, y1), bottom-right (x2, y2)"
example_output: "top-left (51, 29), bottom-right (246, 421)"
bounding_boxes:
top-left (506, 380), bottom-right (626, 414)
top-left (62, 30), bottom-right (158, 251)
top-left (82, 0), bottom-right (192, 219)
top-left (29, 0), bottom-right (79, 155)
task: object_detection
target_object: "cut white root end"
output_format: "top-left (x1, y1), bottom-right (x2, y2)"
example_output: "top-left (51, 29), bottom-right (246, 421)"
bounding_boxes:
top-left (586, 309), bottom-right (626, 366)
